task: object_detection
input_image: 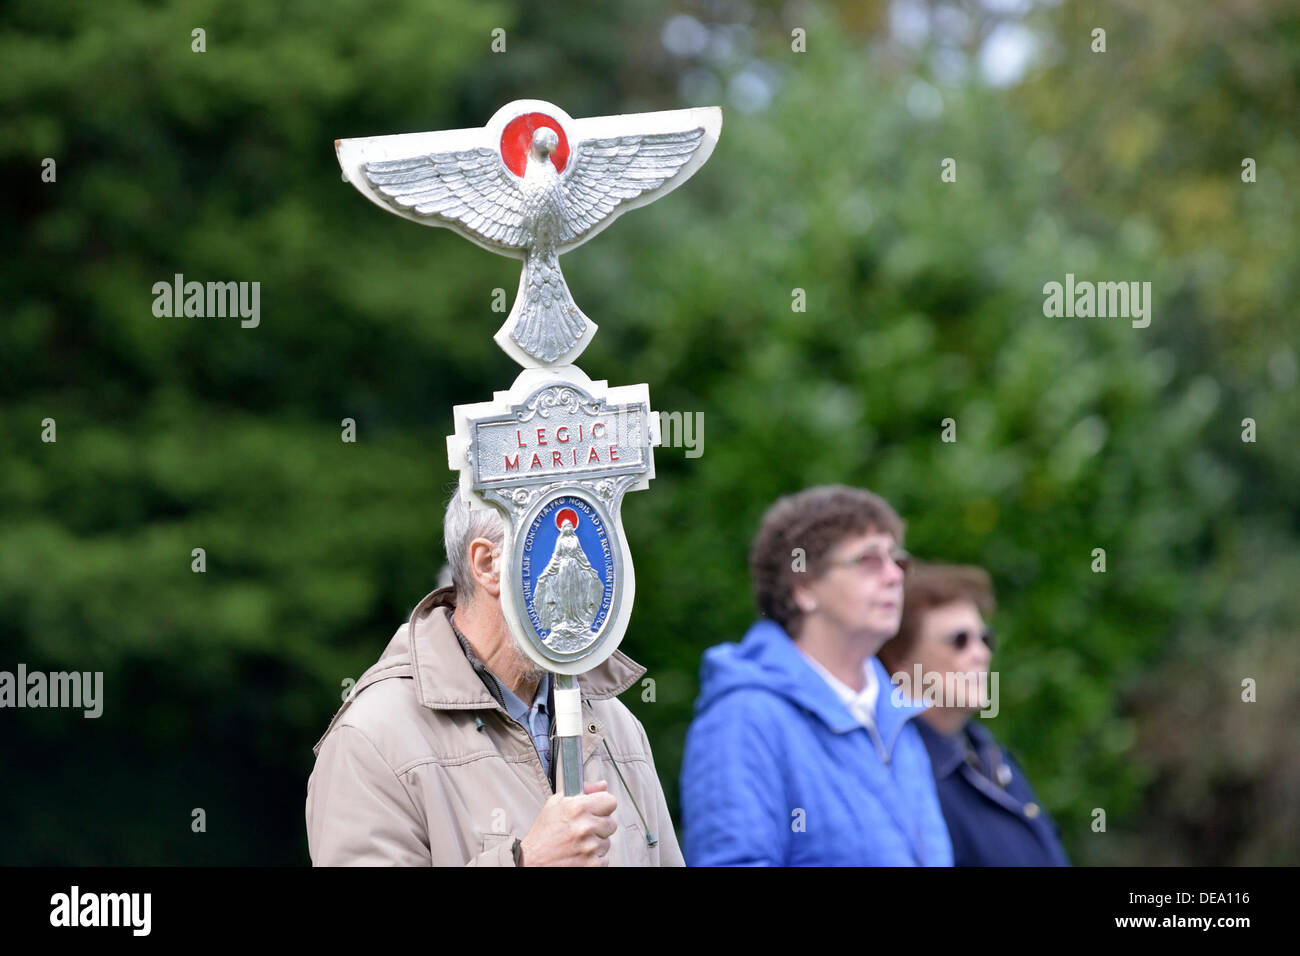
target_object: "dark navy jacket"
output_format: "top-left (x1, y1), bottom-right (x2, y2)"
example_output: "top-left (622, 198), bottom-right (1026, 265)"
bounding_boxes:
top-left (916, 718), bottom-right (1071, 867)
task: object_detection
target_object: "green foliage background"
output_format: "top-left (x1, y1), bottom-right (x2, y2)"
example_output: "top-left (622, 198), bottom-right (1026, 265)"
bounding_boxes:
top-left (2, 0), bottom-right (1296, 864)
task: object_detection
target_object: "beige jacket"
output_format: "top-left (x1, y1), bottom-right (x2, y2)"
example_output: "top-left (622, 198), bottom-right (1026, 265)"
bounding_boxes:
top-left (306, 587), bottom-right (684, 866)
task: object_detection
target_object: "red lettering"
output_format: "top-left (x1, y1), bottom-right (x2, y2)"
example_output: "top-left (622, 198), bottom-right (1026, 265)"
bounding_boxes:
top-left (552, 450), bottom-right (563, 466)
top-left (536, 428), bottom-right (547, 445)
top-left (504, 453), bottom-right (520, 471)
top-left (578, 424), bottom-right (584, 442)
top-left (530, 453), bottom-right (542, 470)
top-left (516, 430), bottom-right (526, 448)
top-left (556, 426), bottom-right (569, 443)
top-left (587, 447), bottom-right (601, 464)
top-left (609, 445), bottom-right (619, 462)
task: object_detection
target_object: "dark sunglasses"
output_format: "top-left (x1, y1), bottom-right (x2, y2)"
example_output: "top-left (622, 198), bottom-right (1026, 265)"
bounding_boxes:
top-left (945, 626), bottom-right (996, 653)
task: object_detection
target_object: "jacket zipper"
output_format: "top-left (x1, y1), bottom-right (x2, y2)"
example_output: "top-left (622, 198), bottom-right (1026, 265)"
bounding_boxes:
top-left (882, 713), bottom-right (932, 865)
top-left (863, 717), bottom-right (890, 766)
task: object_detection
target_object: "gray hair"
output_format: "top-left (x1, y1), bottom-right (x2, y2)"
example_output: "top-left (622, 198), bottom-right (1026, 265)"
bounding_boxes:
top-left (443, 489), bottom-right (505, 603)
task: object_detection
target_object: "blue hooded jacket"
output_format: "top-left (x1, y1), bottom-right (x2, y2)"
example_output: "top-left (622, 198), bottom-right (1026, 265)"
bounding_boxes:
top-left (680, 619), bottom-right (953, 866)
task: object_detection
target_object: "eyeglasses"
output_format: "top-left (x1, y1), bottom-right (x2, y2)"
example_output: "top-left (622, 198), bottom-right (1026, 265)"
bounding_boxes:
top-left (828, 547), bottom-right (911, 576)
top-left (945, 627), bottom-right (996, 653)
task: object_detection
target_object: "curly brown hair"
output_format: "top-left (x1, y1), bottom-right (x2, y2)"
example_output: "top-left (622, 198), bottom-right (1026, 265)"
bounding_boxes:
top-left (749, 485), bottom-right (905, 638)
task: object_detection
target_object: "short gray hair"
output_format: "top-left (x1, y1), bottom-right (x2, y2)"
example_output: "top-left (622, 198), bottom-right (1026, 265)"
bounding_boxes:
top-left (443, 489), bottom-right (505, 603)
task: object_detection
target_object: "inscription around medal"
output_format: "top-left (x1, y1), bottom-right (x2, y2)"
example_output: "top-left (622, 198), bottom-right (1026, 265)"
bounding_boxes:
top-left (520, 495), bottom-right (616, 653)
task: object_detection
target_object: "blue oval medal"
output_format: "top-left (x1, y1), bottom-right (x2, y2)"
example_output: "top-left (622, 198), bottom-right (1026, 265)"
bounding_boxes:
top-left (519, 494), bottom-right (616, 653)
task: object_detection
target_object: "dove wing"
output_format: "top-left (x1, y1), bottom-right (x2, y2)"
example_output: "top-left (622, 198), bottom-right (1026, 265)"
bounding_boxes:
top-left (557, 126), bottom-right (707, 246)
top-left (363, 146), bottom-right (528, 251)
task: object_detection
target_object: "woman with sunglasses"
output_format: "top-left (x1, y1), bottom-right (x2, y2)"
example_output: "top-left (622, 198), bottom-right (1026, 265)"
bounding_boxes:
top-left (877, 562), bottom-right (1071, 866)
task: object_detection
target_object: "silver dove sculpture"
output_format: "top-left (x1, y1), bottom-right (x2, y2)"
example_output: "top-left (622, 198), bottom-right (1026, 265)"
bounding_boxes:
top-left (336, 99), bottom-right (723, 368)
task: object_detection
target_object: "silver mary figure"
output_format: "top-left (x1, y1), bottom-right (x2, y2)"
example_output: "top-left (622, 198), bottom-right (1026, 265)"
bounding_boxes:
top-left (534, 513), bottom-right (603, 650)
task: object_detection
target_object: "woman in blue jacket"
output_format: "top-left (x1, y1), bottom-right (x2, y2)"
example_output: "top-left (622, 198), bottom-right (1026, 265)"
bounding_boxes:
top-left (679, 485), bottom-right (953, 866)
top-left (877, 562), bottom-right (1071, 866)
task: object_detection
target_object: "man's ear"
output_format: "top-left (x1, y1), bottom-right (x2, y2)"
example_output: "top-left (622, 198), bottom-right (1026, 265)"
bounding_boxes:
top-left (468, 537), bottom-right (502, 599)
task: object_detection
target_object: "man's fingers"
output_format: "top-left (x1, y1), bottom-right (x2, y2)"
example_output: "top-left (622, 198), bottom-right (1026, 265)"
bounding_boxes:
top-left (582, 779), bottom-right (608, 794)
top-left (582, 792), bottom-right (618, 816)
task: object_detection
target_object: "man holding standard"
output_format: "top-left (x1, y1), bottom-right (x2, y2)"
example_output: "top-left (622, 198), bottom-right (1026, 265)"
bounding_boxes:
top-left (306, 492), bottom-right (683, 866)
top-left (680, 485), bottom-right (952, 865)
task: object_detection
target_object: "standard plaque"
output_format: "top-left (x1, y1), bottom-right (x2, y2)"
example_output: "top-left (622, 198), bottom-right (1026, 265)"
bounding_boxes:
top-left (336, 98), bottom-right (721, 791)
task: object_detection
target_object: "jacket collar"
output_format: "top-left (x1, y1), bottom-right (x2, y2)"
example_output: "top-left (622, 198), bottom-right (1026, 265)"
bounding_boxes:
top-left (313, 587), bottom-right (645, 756)
top-left (741, 619), bottom-right (929, 742)
top-left (405, 587), bottom-right (645, 710)
top-left (916, 717), bottom-right (1007, 780)
top-left (915, 718), bottom-right (968, 778)
top-left (918, 718), bottom-right (1030, 817)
